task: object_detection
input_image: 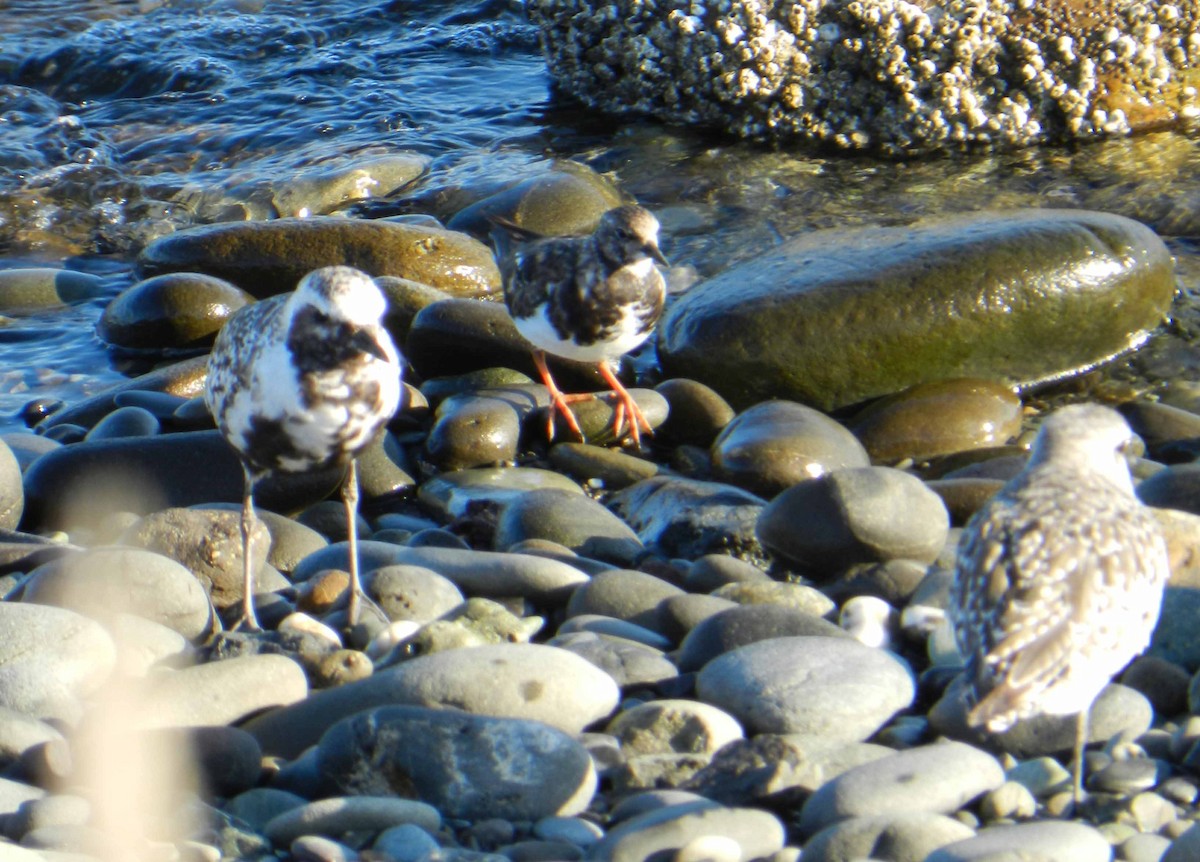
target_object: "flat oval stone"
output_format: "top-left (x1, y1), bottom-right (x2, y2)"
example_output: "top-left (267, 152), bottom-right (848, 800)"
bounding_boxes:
top-left (497, 489), bottom-right (643, 561)
top-left (83, 406), bottom-right (161, 441)
top-left (566, 569), bottom-right (684, 634)
top-left (588, 803), bottom-right (785, 862)
top-left (798, 740), bottom-right (1005, 835)
top-left (711, 401), bottom-right (870, 499)
top-left (318, 705), bottom-right (596, 820)
top-left (925, 821), bottom-right (1112, 862)
top-left (244, 642), bottom-right (618, 758)
top-left (366, 565), bottom-right (465, 624)
top-left (0, 604), bottom-right (115, 723)
top-left (654, 379), bottom-right (736, 448)
top-left (847, 379), bottom-right (1023, 463)
top-left (134, 653), bottom-right (308, 729)
top-left (263, 796), bottom-right (441, 846)
top-left (97, 273), bottom-right (253, 352)
top-left (695, 636), bottom-right (914, 743)
top-left (137, 217), bottom-right (500, 298)
top-left (756, 467), bottom-right (950, 573)
top-left (548, 631), bottom-right (678, 689)
top-left (0, 439), bottom-right (23, 530)
top-left (423, 394), bottom-right (523, 471)
top-left (548, 442), bottom-right (660, 490)
top-left (800, 812), bottom-right (976, 862)
top-left (659, 210), bottom-right (1174, 411)
top-left (22, 547), bottom-right (213, 640)
top-left (0, 268), bottom-right (106, 312)
top-left (418, 466), bottom-right (582, 519)
top-left (676, 604), bottom-right (850, 673)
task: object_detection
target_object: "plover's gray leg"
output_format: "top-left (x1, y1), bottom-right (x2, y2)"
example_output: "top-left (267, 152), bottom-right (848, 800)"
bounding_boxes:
top-left (598, 360), bottom-right (652, 448)
top-left (1072, 708), bottom-right (1090, 808)
top-left (343, 460), bottom-right (364, 627)
top-left (236, 464), bottom-right (262, 632)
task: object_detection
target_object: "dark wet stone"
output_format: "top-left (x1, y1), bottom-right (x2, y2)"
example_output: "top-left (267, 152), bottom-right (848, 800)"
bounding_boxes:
top-left (1121, 400), bottom-right (1200, 463)
top-left (824, 558), bottom-right (931, 606)
top-left (654, 379), bottom-right (736, 449)
top-left (925, 477), bottom-right (1007, 527)
top-left (659, 211), bottom-right (1174, 411)
top-left (548, 442), bottom-right (660, 490)
top-left (757, 467), bottom-right (950, 574)
top-left (22, 429), bottom-right (344, 532)
top-left (545, 389), bottom-right (669, 447)
top-left (375, 276), bottom-right (452, 347)
top-left (847, 379), bottom-right (1023, 463)
top-left (173, 726), bottom-right (263, 797)
top-left (608, 476), bottom-right (766, 562)
top-left (711, 402), bottom-right (870, 500)
top-left (96, 273), bottom-right (253, 352)
top-left (495, 489), bottom-right (643, 562)
top-left (420, 369), bottom-right (538, 409)
top-left (319, 705), bottom-right (595, 820)
top-left (676, 604), bottom-right (850, 673)
top-left (82, 405), bottom-right (160, 441)
top-left (355, 432), bottom-right (416, 501)
top-left (1122, 655), bottom-right (1191, 719)
top-left (448, 161), bottom-right (626, 238)
top-left (1138, 463), bottom-right (1200, 515)
top-left (424, 393), bottom-right (524, 471)
top-left (112, 389), bottom-right (189, 419)
top-left (137, 217), bottom-right (500, 299)
top-left (406, 298), bottom-right (603, 389)
top-left (418, 466), bottom-right (582, 519)
top-left (0, 268), bottom-right (106, 312)
top-left (35, 355), bottom-right (209, 433)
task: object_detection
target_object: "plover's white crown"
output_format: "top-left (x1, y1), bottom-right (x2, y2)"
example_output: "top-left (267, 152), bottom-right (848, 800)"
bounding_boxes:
top-left (286, 265), bottom-right (389, 329)
top-left (948, 403), bottom-right (1169, 733)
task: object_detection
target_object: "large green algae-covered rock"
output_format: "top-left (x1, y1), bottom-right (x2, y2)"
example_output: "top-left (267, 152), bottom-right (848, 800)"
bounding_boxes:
top-left (136, 216), bottom-right (500, 299)
top-left (658, 210), bottom-right (1174, 412)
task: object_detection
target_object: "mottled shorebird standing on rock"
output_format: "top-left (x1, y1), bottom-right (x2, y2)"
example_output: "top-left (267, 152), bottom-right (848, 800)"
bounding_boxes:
top-left (205, 266), bottom-right (402, 631)
top-left (492, 204), bottom-right (667, 447)
top-left (949, 403), bottom-right (1170, 807)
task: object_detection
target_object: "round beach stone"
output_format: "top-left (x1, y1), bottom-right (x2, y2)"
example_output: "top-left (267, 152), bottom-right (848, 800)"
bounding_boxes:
top-left (318, 705), bottom-right (596, 820)
top-left (134, 653), bottom-right (308, 729)
top-left (926, 821), bottom-right (1112, 862)
top-left (196, 504), bottom-right (328, 576)
top-left (250, 152), bottom-right (430, 219)
top-left (695, 636), bottom-right (914, 742)
top-left (798, 741), bottom-right (1005, 835)
top-left (677, 604), bottom-right (850, 673)
top-left (548, 631), bottom-right (679, 689)
top-left (418, 466), bottom-right (583, 520)
top-left (607, 476), bottom-right (767, 562)
top-left (119, 507), bottom-right (270, 613)
top-left (0, 439), bottom-right (24, 530)
top-left (659, 210), bottom-right (1173, 412)
top-left (684, 555), bottom-right (772, 592)
top-left (588, 802), bottom-right (785, 862)
top-left (847, 379), bottom-right (1023, 463)
top-left (565, 569), bottom-right (684, 634)
top-left (223, 788), bottom-right (308, 834)
top-left (424, 394), bottom-right (524, 471)
top-left (365, 565), bottom-right (465, 624)
top-left (0, 604), bottom-right (116, 723)
top-left (21, 547), bottom-right (213, 640)
top-left (605, 699), bottom-right (743, 757)
top-left (244, 642), bottom-right (619, 758)
top-left (137, 216), bottom-right (499, 298)
top-left (757, 467), bottom-right (950, 573)
top-left (494, 489), bottom-right (643, 562)
top-left (800, 812), bottom-right (976, 862)
top-left (548, 442), bottom-right (660, 490)
top-left (654, 379), bottom-right (736, 449)
top-left (557, 615), bottom-right (673, 650)
top-left (96, 273), bottom-right (253, 351)
top-left (0, 708), bottom-right (64, 769)
top-left (711, 401), bottom-right (870, 499)
top-left (263, 796), bottom-right (441, 846)
top-left (82, 405), bottom-right (161, 441)
top-left (0, 268), bottom-right (105, 311)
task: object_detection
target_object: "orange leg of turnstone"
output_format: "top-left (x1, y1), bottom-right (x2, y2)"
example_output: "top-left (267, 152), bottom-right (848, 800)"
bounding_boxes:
top-left (598, 360), bottom-right (653, 449)
top-left (532, 350), bottom-right (588, 442)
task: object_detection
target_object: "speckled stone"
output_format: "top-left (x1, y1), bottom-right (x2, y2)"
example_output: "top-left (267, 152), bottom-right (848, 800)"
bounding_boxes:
top-left (605, 699), bottom-right (743, 757)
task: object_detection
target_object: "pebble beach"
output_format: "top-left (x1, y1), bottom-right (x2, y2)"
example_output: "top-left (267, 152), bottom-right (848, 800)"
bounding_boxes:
top-left (5, 2), bottom-right (1200, 862)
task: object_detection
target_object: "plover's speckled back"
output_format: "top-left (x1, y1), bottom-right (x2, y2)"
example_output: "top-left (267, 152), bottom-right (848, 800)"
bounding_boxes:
top-left (206, 265), bottom-right (402, 630)
top-left (493, 204), bottom-right (667, 447)
top-left (949, 403), bottom-right (1169, 806)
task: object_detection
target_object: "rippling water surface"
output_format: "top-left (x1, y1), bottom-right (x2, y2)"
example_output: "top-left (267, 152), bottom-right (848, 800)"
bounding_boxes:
top-left (1, 0), bottom-right (1199, 432)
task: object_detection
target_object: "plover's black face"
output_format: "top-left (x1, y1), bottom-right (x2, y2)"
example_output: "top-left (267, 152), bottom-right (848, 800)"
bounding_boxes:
top-left (594, 205), bottom-right (667, 269)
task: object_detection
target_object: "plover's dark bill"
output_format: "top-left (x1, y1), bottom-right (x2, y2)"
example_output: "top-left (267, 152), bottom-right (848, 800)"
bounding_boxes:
top-left (205, 265), bottom-right (402, 631)
top-left (948, 403), bottom-right (1169, 807)
top-left (492, 204), bottom-right (667, 447)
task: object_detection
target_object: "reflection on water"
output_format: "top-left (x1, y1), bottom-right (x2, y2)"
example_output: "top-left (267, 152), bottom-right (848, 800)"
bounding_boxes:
top-left (0, 0), bottom-right (1198, 431)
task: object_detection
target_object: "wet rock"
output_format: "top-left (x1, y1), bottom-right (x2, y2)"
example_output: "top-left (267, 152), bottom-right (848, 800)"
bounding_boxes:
top-left (196, 504), bottom-right (327, 576)
top-left (925, 478), bottom-right (1007, 527)
top-left (798, 741), bottom-right (1005, 835)
top-left (318, 705), bottom-right (596, 819)
top-left (239, 153), bottom-right (430, 219)
top-left (711, 401), bottom-right (870, 499)
top-left (548, 443), bottom-right (660, 489)
top-left (118, 507), bottom-right (270, 613)
top-left (97, 273), bottom-right (253, 352)
top-left (418, 466), bottom-right (583, 519)
top-left (448, 161), bottom-right (626, 238)
top-left (495, 489), bottom-right (643, 562)
top-left (847, 379), bottom-right (1023, 463)
top-left (137, 217), bottom-right (500, 299)
top-left (926, 821), bottom-right (1111, 862)
top-left (608, 476), bottom-right (766, 562)
top-left (659, 211), bottom-right (1174, 411)
top-left (0, 603), bottom-right (115, 723)
top-left (696, 636), bottom-right (914, 742)
top-left (22, 429), bottom-right (344, 531)
top-left (424, 393), bottom-right (524, 471)
top-left (243, 642), bottom-right (619, 758)
top-left (545, 389), bottom-right (669, 447)
top-left (21, 547), bottom-right (213, 640)
top-left (1121, 399), bottom-right (1200, 463)
top-left (758, 466), bottom-right (950, 575)
top-left (376, 276), bottom-right (451, 346)
top-left (83, 406), bottom-right (161, 441)
top-left (654, 379), bottom-right (736, 449)
top-left (0, 268), bottom-right (106, 312)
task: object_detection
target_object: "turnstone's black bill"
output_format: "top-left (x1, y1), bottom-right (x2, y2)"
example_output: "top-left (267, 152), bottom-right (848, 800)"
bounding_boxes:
top-left (492, 204), bottom-right (667, 447)
top-left (205, 265), bottom-right (402, 631)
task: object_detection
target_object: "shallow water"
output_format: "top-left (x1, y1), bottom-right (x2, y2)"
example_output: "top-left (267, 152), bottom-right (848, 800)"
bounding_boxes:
top-left (1, 0), bottom-right (1200, 433)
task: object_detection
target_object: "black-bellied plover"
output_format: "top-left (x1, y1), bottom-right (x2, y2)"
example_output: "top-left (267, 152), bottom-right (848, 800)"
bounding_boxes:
top-left (205, 265), bottom-right (402, 631)
top-left (492, 204), bottom-right (667, 447)
top-left (949, 403), bottom-right (1170, 806)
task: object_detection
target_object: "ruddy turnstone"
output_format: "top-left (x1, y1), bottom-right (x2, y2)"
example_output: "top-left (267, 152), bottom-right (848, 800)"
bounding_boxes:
top-left (948, 403), bottom-right (1169, 806)
top-left (205, 266), bottom-right (402, 631)
top-left (492, 204), bottom-right (667, 447)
